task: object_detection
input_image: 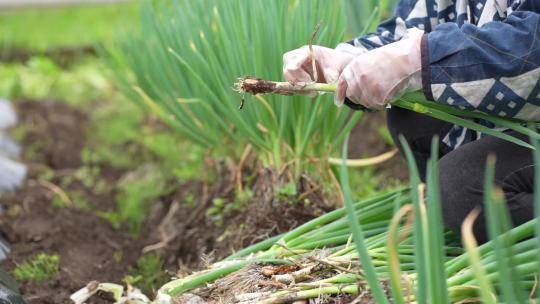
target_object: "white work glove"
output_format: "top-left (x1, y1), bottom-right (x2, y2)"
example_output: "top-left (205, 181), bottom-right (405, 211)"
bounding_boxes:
top-left (283, 45), bottom-right (363, 84)
top-left (335, 28), bottom-right (424, 109)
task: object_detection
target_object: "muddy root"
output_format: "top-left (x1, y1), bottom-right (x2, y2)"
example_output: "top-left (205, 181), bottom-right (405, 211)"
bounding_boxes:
top-left (235, 77), bottom-right (281, 95)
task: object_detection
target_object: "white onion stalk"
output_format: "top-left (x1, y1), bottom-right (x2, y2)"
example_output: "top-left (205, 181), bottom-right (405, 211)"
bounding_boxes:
top-left (70, 281), bottom-right (151, 304)
top-left (235, 77), bottom-right (335, 96)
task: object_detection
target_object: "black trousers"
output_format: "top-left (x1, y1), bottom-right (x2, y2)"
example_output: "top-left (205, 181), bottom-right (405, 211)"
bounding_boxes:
top-left (387, 107), bottom-right (535, 243)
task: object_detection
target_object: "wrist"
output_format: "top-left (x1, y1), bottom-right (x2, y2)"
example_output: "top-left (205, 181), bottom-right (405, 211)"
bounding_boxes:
top-left (420, 33), bottom-right (434, 101)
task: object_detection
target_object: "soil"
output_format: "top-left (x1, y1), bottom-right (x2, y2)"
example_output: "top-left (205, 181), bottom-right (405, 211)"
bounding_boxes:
top-left (0, 100), bottom-right (161, 304)
top-left (16, 100), bottom-right (88, 169)
top-left (171, 167), bottom-right (333, 271)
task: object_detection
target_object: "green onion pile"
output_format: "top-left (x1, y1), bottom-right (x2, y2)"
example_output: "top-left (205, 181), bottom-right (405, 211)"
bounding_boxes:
top-left (154, 135), bottom-right (540, 303)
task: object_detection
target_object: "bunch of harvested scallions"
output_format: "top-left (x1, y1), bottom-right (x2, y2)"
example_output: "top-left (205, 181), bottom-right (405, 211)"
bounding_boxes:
top-left (71, 158), bottom-right (540, 304)
top-left (152, 136), bottom-right (540, 303)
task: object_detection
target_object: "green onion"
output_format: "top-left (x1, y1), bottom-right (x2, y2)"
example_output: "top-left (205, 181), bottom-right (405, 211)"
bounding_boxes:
top-left (461, 208), bottom-right (497, 304)
top-left (340, 135), bottom-right (389, 303)
top-left (237, 79), bottom-right (537, 150)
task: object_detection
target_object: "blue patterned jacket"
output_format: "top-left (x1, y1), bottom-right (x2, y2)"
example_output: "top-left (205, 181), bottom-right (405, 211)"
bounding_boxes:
top-left (345, 0), bottom-right (540, 149)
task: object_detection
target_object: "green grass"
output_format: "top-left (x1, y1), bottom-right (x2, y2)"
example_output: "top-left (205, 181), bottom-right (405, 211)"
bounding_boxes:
top-left (0, 3), bottom-right (138, 51)
top-left (13, 253), bottom-right (60, 282)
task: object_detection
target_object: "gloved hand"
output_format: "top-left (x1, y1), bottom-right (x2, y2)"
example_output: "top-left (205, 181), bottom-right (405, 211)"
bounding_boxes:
top-left (335, 28), bottom-right (424, 109)
top-left (283, 45), bottom-right (362, 84)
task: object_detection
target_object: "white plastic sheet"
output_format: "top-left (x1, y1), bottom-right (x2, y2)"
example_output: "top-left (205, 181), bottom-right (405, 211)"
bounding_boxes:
top-left (0, 156), bottom-right (26, 193)
top-left (0, 99), bottom-right (26, 193)
top-left (0, 99), bottom-right (17, 130)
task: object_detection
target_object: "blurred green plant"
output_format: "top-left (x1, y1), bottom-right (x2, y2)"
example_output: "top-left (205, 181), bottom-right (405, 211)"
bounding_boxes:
top-left (84, 96), bottom-right (205, 178)
top-left (206, 198), bottom-right (226, 226)
top-left (124, 253), bottom-right (168, 295)
top-left (0, 4), bottom-right (210, 235)
top-left (348, 166), bottom-right (402, 198)
top-left (276, 182), bottom-right (298, 199)
top-left (13, 253), bottom-right (60, 282)
top-left (51, 190), bottom-right (93, 210)
top-left (108, 0), bottom-right (362, 181)
top-left (99, 164), bottom-right (169, 233)
top-left (341, 0), bottom-right (399, 36)
top-left (77, 84), bottom-right (205, 232)
top-left (0, 3), bottom-right (137, 51)
top-left (0, 57), bottom-right (111, 106)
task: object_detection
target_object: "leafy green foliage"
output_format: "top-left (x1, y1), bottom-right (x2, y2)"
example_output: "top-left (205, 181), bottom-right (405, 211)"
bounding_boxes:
top-left (276, 182), bottom-right (298, 199)
top-left (341, 0), bottom-right (399, 36)
top-left (124, 253), bottom-right (168, 295)
top-left (0, 4), bottom-right (137, 50)
top-left (348, 166), bottom-right (403, 198)
top-left (83, 99), bottom-right (143, 169)
top-left (84, 96), bottom-right (205, 178)
top-left (206, 191), bottom-right (253, 226)
top-left (51, 190), bottom-right (93, 210)
top-left (13, 253), bottom-right (60, 282)
top-left (0, 0), bottom-right (210, 245)
top-left (139, 131), bottom-right (205, 181)
top-left (0, 57), bottom-right (112, 106)
top-left (54, 79), bottom-right (204, 231)
top-left (100, 165), bottom-right (168, 233)
top-left (86, 101), bottom-right (205, 232)
top-left (109, 0), bottom-right (361, 179)
top-left (206, 198), bottom-right (226, 226)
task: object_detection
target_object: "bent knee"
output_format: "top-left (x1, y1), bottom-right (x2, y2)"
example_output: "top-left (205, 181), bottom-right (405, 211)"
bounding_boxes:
top-left (438, 153), bottom-right (489, 242)
top-left (438, 159), bottom-right (469, 232)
